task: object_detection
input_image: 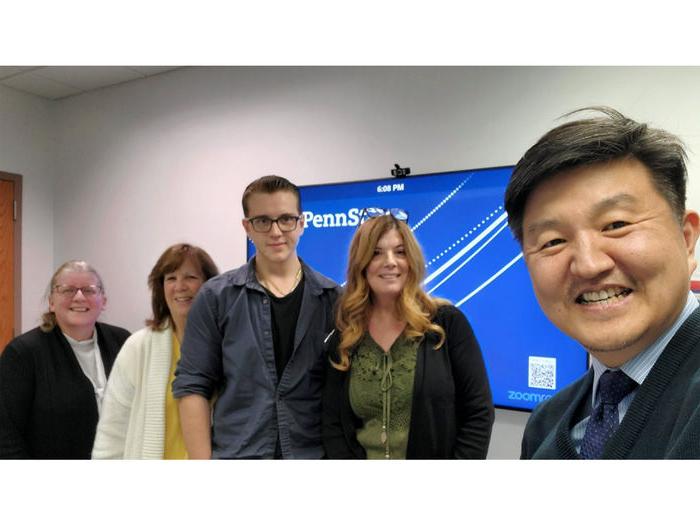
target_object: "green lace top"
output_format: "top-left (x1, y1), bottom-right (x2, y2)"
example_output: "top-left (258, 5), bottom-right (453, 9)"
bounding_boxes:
top-left (349, 332), bottom-right (419, 459)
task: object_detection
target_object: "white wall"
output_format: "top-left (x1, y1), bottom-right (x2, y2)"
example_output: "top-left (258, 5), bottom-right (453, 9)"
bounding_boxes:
top-left (0, 85), bottom-right (55, 332)
top-left (42, 66), bottom-right (700, 458)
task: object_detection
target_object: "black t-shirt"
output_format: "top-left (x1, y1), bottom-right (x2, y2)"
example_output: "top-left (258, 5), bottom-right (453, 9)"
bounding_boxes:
top-left (262, 276), bottom-right (305, 458)
top-left (267, 276), bottom-right (305, 380)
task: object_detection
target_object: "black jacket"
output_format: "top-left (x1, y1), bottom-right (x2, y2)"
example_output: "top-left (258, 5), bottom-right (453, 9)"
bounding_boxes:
top-left (0, 322), bottom-right (130, 459)
top-left (322, 305), bottom-right (494, 459)
top-left (521, 307), bottom-right (700, 459)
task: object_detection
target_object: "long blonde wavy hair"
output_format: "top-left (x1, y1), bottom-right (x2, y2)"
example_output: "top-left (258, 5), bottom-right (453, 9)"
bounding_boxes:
top-left (333, 215), bottom-right (448, 371)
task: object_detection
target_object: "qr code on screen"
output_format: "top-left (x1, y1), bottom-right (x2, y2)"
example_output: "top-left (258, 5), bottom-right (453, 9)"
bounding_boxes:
top-left (528, 356), bottom-right (556, 390)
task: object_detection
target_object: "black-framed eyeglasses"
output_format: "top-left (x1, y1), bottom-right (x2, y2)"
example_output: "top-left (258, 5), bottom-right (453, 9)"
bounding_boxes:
top-left (52, 285), bottom-right (103, 297)
top-left (359, 207), bottom-right (409, 224)
top-left (246, 214), bottom-right (302, 233)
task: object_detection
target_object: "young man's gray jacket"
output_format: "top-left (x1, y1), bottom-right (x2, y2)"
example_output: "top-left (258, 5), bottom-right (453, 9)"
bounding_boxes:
top-left (173, 259), bottom-right (340, 459)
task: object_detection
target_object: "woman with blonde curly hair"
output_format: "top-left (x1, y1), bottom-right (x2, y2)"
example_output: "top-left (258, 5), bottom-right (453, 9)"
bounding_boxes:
top-left (322, 211), bottom-right (494, 459)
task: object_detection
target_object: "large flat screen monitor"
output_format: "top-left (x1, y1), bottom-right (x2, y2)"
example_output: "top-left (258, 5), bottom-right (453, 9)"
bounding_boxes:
top-left (247, 166), bottom-right (589, 411)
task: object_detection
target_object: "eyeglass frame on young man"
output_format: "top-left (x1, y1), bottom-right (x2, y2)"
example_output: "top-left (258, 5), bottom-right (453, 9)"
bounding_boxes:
top-left (52, 285), bottom-right (103, 298)
top-left (245, 214), bottom-right (303, 233)
top-left (359, 207), bottom-right (409, 224)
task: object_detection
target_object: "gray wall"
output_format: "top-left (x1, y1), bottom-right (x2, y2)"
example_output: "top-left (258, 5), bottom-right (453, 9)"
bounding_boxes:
top-left (5, 66), bottom-right (700, 457)
top-left (0, 85), bottom-right (55, 332)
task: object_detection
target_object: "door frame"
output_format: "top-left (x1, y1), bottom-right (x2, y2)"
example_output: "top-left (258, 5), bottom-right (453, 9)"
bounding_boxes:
top-left (0, 170), bottom-right (22, 336)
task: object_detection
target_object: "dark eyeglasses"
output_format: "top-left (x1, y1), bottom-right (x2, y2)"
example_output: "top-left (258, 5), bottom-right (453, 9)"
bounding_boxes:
top-left (359, 207), bottom-right (409, 224)
top-left (246, 214), bottom-right (302, 233)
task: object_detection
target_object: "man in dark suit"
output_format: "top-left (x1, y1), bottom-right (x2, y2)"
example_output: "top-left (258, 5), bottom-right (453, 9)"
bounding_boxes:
top-left (505, 107), bottom-right (700, 459)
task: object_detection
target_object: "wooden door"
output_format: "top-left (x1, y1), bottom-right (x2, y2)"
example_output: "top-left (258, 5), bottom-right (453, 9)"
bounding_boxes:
top-left (0, 174), bottom-right (21, 352)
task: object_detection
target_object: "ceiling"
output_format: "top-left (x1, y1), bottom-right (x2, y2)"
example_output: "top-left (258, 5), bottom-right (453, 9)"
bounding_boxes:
top-left (0, 66), bottom-right (181, 101)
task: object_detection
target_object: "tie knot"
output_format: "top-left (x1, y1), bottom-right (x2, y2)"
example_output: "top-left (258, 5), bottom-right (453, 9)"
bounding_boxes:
top-left (597, 370), bottom-right (637, 406)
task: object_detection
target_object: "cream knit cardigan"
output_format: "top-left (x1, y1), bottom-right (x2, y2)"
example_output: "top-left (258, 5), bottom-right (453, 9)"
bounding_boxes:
top-left (92, 325), bottom-right (173, 459)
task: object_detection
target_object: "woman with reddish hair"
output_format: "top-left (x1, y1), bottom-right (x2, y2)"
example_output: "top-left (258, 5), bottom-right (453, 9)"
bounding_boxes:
top-left (92, 243), bottom-right (218, 459)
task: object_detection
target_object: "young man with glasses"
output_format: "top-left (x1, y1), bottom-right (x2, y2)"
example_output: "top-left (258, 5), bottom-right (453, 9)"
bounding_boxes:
top-left (173, 175), bottom-right (340, 459)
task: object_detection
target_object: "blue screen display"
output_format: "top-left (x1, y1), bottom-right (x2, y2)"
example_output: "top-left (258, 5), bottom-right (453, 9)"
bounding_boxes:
top-left (247, 166), bottom-right (588, 411)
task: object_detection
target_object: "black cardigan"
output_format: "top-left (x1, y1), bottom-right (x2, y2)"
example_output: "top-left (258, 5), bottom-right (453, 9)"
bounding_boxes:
top-left (0, 322), bottom-right (130, 459)
top-left (322, 305), bottom-right (494, 459)
top-left (521, 307), bottom-right (700, 459)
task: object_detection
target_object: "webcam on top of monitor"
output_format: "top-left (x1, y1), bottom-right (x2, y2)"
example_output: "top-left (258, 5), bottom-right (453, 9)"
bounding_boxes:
top-left (391, 163), bottom-right (411, 178)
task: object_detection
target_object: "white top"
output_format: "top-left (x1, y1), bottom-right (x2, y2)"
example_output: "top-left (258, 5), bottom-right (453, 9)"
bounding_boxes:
top-left (92, 325), bottom-right (173, 459)
top-left (64, 331), bottom-right (107, 414)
